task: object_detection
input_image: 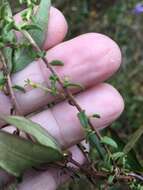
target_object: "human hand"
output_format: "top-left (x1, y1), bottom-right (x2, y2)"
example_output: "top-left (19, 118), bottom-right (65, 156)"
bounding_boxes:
top-left (0, 7), bottom-right (124, 190)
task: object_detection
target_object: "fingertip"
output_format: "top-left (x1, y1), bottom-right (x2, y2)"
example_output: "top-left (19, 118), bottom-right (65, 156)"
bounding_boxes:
top-left (99, 83), bottom-right (124, 117)
top-left (81, 33), bottom-right (122, 78)
top-left (43, 7), bottom-right (68, 49)
top-left (98, 33), bottom-right (122, 75)
top-left (89, 83), bottom-right (124, 130)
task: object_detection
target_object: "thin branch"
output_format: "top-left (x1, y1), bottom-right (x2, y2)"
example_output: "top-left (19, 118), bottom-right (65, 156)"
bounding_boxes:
top-left (128, 172), bottom-right (143, 182)
top-left (0, 51), bottom-right (22, 116)
top-left (25, 79), bottom-right (65, 98)
top-left (21, 30), bottom-right (113, 160)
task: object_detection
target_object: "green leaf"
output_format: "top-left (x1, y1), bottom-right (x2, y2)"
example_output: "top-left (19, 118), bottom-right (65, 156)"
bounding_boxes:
top-left (12, 46), bottom-right (35, 73)
top-left (0, 2), bottom-right (7, 19)
top-left (92, 114), bottom-right (101, 118)
top-left (20, 23), bottom-right (42, 31)
top-left (65, 83), bottom-right (84, 90)
top-left (1, 0), bottom-right (16, 72)
top-left (88, 132), bottom-right (105, 160)
top-left (50, 60), bottom-right (64, 66)
top-left (110, 129), bottom-right (143, 172)
top-left (0, 71), bottom-right (6, 86)
top-left (123, 125), bottom-right (143, 154)
top-left (108, 175), bottom-right (115, 184)
top-left (78, 111), bottom-right (89, 130)
top-left (0, 115), bottom-right (61, 151)
top-left (112, 152), bottom-right (125, 161)
top-left (49, 75), bottom-right (58, 96)
top-left (12, 0), bottom-right (51, 73)
top-left (29, 0), bottom-right (51, 47)
top-left (78, 111), bottom-right (105, 159)
top-left (0, 131), bottom-right (63, 177)
top-left (101, 136), bottom-right (118, 149)
top-left (63, 79), bottom-right (84, 90)
top-left (35, 50), bottom-right (46, 58)
top-left (12, 85), bottom-right (26, 93)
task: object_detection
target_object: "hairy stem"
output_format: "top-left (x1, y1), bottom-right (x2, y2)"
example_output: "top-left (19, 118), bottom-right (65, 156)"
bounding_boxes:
top-left (0, 51), bottom-right (22, 116)
top-left (21, 30), bottom-right (113, 160)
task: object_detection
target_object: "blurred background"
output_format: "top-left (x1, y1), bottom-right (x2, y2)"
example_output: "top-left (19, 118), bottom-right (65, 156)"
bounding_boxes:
top-left (10, 0), bottom-right (143, 189)
top-left (52, 1), bottom-right (143, 189)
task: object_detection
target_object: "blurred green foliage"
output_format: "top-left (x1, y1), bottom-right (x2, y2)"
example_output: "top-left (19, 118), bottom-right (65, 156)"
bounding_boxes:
top-left (52, 0), bottom-right (143, 189)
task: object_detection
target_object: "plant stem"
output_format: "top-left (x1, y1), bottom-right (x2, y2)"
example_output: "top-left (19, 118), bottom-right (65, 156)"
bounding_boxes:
top-left (25, 79), bottom-right (65, 98)
top-left (0, 51), bottom-right (22, 116)
top-left (21, 30), bottom-right (113, 160)
top-left (128, 172), bottom-right (143, 182)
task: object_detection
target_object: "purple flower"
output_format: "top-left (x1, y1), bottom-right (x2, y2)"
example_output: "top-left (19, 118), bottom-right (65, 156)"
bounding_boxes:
top-left (133, 3), bottom-right (143, 14)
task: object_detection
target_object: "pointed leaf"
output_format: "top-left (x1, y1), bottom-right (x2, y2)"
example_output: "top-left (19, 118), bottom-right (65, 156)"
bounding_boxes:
top-left (110, 129), bottom-right (143, 172)
top-left (0, 115), bottom-right (61, 151)
top-left (50, 60), bottom-right (64, 66)
top-left (29, 0), bottom-right (51, 47)
top-left (92, 114), bottom-right (101, 118)
top-left (88, 132), bottom-right (105, 160)
top-left (0, 131), bottom-right (63, 177)
top-left (20, 23), bottom-right (42, 31)
top-left (78, 111), bottom-right (105, 159)
top-left (12, 46), bottom-right (35, 73)
top-left (0, 71), bottom-right (6, 86)
top-left (1, 0), bottom-right (16, 72)
top-left (112, 152), bottom-right (125, 161)
top-left (78, 111), bottom-right (89, 129)
top-left (101, 136), bottom-right (118, 149)
top-left (12, 85), bottom-right (26, 93)
top-left (12, 0), bottom-right (51, 73)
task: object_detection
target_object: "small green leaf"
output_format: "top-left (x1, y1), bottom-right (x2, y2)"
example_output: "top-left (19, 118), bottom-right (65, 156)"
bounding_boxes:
top-left (63, 79), bottom-right (84, 90)
top-left (92, 114), bottom-right (101, 118)
top-left (0, 71), bottom-right (6, 86)
top-left (112, 152), bottom-right (125, 161)
top-left (110, 129), bottom-right (143, 172)
top-left (0, 115), bottom-right (61, 151)
top-left (49, 75), bottom-right (58, 96)
top-left (101, 136), bottom-right (118, 149)
top-left (12, 0), bottom-right (51, 73)
top-left (20, 23), bottom-right (42, 31)
top-left (78, 111), bottom-right (89, 130)
top-left (0, 42), bottom-right (4, 48)
top-left (108, 175), bottom-right (115, 184)
top-left (12, 85), bottom-right (26, 93)
top-left (78, 111), bottom-right (105, 159)
top-left (50, 60), bottom-right (64, 66)
top-left (29, 0), bottom-right (51, 47)
top-left (12, 45), bottom-right (35, 73)
top-left (1, 0), bottom-right (16, 73)
top-left (35, 50), bottom-right (46, 58)
top-left (88, 132), bottom-right (105, 160)
top-left (0, 131), bottom-right (63, 177)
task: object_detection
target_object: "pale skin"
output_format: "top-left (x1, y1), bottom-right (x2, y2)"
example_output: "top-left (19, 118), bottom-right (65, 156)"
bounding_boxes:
top-left (0, 7), bottom-right (124, 190)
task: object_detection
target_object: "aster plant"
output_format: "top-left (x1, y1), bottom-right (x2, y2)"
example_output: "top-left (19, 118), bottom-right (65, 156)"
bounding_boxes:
top-left (0, 0), bottom-right (143, 189)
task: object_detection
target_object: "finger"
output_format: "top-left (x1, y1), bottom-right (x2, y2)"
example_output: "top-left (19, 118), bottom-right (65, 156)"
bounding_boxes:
top-left (14, 7), bottom-right (68, 49)
top-left (17, 146), bottom-right (86, 190)
top-left (1, 34), bottom-right (121, 114)
top-left (3, 83), bottom-right (124, 148)
top-left (0, 33), bottom-right (121, 127)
